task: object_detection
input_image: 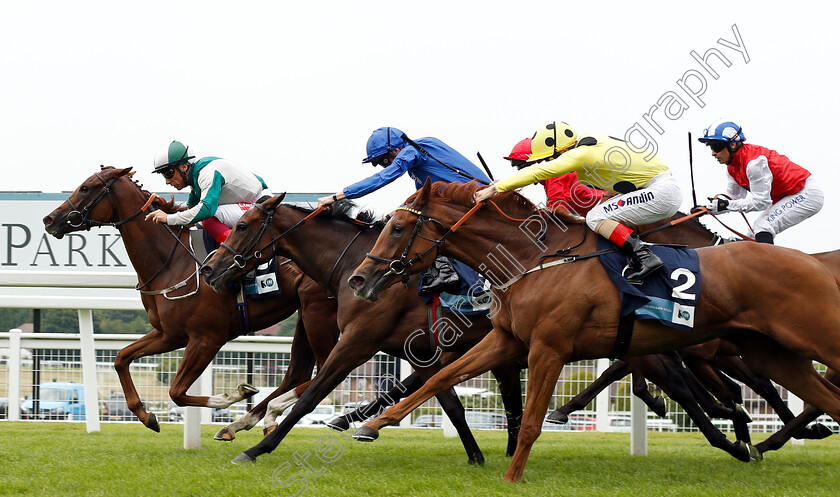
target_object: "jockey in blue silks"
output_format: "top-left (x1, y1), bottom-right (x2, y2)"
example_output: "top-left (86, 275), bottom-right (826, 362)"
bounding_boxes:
top-left (318, 127), bottom-right (491, 312)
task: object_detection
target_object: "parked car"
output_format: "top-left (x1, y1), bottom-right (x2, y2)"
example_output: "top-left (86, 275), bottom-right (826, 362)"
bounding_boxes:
top-left (0, 397), bottom-right (7, 419)
top-left (410, 411), bottom-right (507, 430)
top-left (341, 401), bottom-right (373, 415)
top-left (298, 404), bottom-right (336, 426)
top-left (102, 391), bottom-right (138, 421)
top-left (20, 382), bottom-right (85, 420)
top-left (566, 415), bottom-right (597, 431)
top-left (167, 400), bottom-right (233, 423)
top-left (410, 414), bottom-right (442, 428)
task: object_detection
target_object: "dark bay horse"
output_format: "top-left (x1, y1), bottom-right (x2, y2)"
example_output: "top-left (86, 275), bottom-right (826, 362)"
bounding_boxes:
top-left (42, 166), bottom-right (342, 434)
top-left (348, 180), bottom-right (840, 482)
top-left (200, 195), bottom-right (524, 464)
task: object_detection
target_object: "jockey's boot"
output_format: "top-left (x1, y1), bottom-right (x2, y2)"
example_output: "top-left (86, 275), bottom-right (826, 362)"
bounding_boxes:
top-left (621, 233), bottom-right (663, 284)
top-left (594, 219), bottom-right (663, 284)
top-left (754, 231), bottom-right (774, 244)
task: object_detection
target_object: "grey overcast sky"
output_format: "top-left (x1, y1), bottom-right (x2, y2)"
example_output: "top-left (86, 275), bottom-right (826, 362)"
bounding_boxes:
top-left (2, 1), bottom-right (838, 252)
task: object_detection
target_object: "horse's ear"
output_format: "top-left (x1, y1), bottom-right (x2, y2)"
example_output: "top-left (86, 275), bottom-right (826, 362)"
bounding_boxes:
top-left (261, 193), bottom-right (286, 210)
top-left (416, 178), bottom-right (432, 206)
top-left (115, 167), bottom-right (133, 177)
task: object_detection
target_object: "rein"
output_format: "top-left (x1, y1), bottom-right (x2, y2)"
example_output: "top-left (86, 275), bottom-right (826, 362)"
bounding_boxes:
top-left (218, 203), bottom-right (327, 273)
top-left (638, 207), bottom-right (755, 242)
top-left (66, 174), bottom-right (205, 298)
top-left (365, 201), bottom-right (485, 278)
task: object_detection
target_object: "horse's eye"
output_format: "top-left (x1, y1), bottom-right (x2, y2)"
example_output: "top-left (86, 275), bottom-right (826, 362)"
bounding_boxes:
top-left (236, 223), bottom-right (247, 232)
top-left (392, 224), bottom-right (404, 235)
top-left (80, 186), bottom-right (89, 193)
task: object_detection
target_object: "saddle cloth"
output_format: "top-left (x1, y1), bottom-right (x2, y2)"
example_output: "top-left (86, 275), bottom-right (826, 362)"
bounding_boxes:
top-left (597, 238), bottom-right (701, 331)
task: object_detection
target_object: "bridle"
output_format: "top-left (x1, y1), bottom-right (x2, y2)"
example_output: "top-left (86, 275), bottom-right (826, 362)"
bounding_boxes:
top-left (217, 202), bottom-right (326, 274)
top-left (64, 171), bottom-right (145, 229)
top-left (365, 201), bottom-right (486, 278)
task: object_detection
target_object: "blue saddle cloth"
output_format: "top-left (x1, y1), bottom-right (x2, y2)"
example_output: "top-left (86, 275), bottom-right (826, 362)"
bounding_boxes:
top-left (597, 238), bottom-right (701, 331)
top-left (419, 259), bottom-right (491, 316)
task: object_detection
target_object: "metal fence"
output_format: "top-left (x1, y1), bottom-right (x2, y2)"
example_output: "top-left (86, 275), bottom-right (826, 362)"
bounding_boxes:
top-left (2, 330), bottom-right (836, 438)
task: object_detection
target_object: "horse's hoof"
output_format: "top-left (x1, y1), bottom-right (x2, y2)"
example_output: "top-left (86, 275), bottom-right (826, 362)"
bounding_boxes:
top-left (734, 404), bottom-right (753, 423)
top-left (231, 453), bottom-right (256, 464)
top-left (238, 383), bottom-right (259, 397)
top-left (469, 452), bottom-right (486, 466)
top-left (651, 396), bottom-right (668, 417)
top-left (214, 427), bottom-right (235, 441)
top-left (544, 410), bottom-right (569, 425)
top-left (263, 425), bottom-right (277, 437)
top-left (353, 426), bottom-right (379, 442)
top-left (748, 444), bottom-right (762, 462)
top-left (795, 423), bottom-right (833, 440)
top-left (327, 416), bottom-right (350, 432)
top-left (147, 413), bottom-right (160, 433)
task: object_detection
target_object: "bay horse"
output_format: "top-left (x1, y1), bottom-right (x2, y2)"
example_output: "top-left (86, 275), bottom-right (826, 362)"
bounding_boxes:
top-left (200, 194), bottom-right (524, 464)
top-left (347, 179), bottom-right (840, 483)
top-left (42, 166), bottom-right (342, 434)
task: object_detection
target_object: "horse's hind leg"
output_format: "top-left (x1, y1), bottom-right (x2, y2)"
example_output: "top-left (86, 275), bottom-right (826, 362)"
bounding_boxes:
top-left (735, 335), bottom-right (840, 427)
top-left (547, 361), bottom-right (632, 424)
top-left (755, 368), bottom-right (839, 455)
top-left (491, 363), bottom-right (524, 457)
top-left (114, 328), bottom-right (184, 432)
top-left (168, 339), bottom-right (234, 409)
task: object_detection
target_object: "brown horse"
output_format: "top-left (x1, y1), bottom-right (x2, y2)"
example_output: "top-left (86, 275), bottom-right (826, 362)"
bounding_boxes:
top-left (200, 195), bottom-right (525, 465)
top-left (42, 166), bottom-right (341, 434)
top-left (348, 180), bottom-right (840, 482)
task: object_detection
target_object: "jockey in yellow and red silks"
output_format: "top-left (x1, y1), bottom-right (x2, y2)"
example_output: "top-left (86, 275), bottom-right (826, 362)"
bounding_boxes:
top-left (476, 121), bottom-right (683, 284)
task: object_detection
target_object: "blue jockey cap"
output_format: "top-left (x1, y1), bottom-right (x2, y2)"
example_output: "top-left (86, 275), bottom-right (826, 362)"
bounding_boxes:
top-left (362, 127), bottom-right (406, 163)
top-left (698, 119), bottom-right (745, 144)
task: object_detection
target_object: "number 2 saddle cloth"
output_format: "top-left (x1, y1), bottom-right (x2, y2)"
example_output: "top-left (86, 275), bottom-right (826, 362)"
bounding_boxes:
top-left (596, 237), bottom-right (701, 332)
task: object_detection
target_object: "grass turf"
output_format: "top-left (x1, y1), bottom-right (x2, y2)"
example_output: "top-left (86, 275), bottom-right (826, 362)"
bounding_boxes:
top-left (4, 421), bottom-right (839, 496)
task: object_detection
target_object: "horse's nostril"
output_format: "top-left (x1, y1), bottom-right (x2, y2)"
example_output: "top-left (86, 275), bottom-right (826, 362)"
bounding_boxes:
top-left (348, 275), bottom-right (366, 288)
top-left (200, 265), bottom-right (214, 277)
top-left (43, 216), bottom-right (53, 226)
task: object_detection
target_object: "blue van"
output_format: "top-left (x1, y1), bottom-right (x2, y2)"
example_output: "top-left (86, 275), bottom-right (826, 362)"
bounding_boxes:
top-left (20, 382), bottom-right (86, 420)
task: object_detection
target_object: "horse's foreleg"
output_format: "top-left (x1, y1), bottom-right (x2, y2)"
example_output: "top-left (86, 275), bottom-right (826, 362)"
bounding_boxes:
top-left (547, 361), bottom-right (632, 424)
top-left (504, 345), bottom-right (568, 483)
top-left (114, 329), bottom-right (184, 432)
top-left (328, 372), bottom-right (425, 431)
top-left (432, 383), bottom-right (486, 465)
top-left (216, 314), bottom-right (323, 441)
top-left (491, 363), bottom-right (524, 457)
top-left (355, 329), bottom-right (526, 437)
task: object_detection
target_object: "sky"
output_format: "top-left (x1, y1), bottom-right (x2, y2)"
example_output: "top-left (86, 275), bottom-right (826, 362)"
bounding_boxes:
top-left (2, 1), bottom-right (839, 253)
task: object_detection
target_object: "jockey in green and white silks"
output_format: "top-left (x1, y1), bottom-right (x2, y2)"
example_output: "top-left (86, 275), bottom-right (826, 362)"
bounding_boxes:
top-left (146, 140), bottom-right (272, 243)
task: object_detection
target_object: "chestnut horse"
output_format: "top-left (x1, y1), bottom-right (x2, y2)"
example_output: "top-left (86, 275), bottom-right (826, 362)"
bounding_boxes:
top-left (43, 166), bottom-right (341, 434)
top-left (348, 180), bottom-right (840, 483)
top-left (547, 213), bottom-right (832, 454)
top-left (200, 195), bottom-right (524, 464)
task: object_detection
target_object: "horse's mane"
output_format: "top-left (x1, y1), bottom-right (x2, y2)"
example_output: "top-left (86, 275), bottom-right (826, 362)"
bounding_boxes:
top-left (99, 165), bottom-right (186, 214)
top-left (283, 200), bottom-right (387, 228)
top-left (422, 181), bottom-right (583, 226)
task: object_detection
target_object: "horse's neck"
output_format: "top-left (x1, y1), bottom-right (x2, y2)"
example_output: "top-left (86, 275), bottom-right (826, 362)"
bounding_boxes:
top-left (114, 196), bottom-right (195, 284)
top-left (446, 212), bottom-right (585, 275)
top-left (276, 216), bottom-right (370, 292)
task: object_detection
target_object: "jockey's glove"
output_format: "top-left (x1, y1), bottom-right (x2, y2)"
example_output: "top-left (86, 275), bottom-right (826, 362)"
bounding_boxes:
top-left (705, 197), bottom-right (729, 214)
